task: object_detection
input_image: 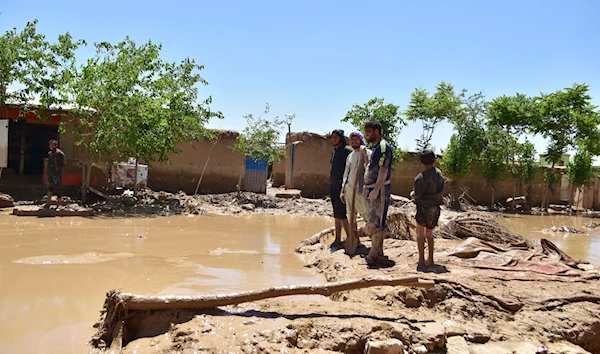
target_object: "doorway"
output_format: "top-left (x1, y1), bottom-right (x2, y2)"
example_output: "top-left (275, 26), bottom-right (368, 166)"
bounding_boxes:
top-left (7, 119), bottom-right (59, 176)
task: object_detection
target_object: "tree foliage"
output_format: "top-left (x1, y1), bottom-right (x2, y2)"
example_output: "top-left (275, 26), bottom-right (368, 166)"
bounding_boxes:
top-left (341, 97), bottom-right (406, 163)
top-left (440, 93), bottom-right (487, 179)
top-left (516, 140), bottom-right (539, 185)
top-left (567, 149), bottom-right (595, 191)
top-left (487, 83), bottom-right (600, 210)
top-left (440, 93), bottom-right (487, 208)
top-left (480, 124), bottom-right (517, 203)
top-left (404, 81), bottom-right (465, 151)
top-left (233, 103), bottom-right (286, 164)
top-left (516, 140), bottom-right (539, 211)
top-left (58, 37), bottom-right (221, 165)
top-left (0, 20), bottom-right (83, 116)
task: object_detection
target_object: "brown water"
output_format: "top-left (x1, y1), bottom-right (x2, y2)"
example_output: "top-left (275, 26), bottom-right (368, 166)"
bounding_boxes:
top-left (498, 214), bottom-right (600, 265)
top-left (0, 214), bottom-right (332, 354)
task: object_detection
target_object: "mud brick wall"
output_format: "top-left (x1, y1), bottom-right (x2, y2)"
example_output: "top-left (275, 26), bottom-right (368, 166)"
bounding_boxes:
top-left (283, 131), bottom-right (567, 206)
top-left (272, 160), bottom-right (285, 187)
top-left (285, 132), bottom-right (332, 197)
top-left (148, 131), bottom-right (245, 194)
top-left (64, 128), bottom-right (245, 194)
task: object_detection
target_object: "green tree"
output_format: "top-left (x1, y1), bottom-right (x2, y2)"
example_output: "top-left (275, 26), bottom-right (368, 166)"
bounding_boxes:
top-left (515, 140), bottom-right (538, 211)
top-left (233, 103), bottom-right (286, 164)
top-left (341, 97), bottom-right (406, 163)
top-left (1, 20), bottom-right (83, 116)
top-left (58, 37), bottom-right (221, 199)
top-left (567, 148), bottom-right (595, 211)
top-left (536, 84), bottom-right (600, 211)
top-left (488, 84), bottom-right (600, 211)
top-left (440, 93), bottom-right (486, 209)
top-left (404, 81), bottom-right (465, 151)
top-left (480, 124), bottom-right (517, 209)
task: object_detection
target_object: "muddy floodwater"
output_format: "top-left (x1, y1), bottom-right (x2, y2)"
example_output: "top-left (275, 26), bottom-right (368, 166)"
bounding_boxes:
top-left (499, 213), bottom-right (600, 265)
top-left (2, 212), bottom-right (600, 354)
top-left (0, 214), bottom-right (332, 354)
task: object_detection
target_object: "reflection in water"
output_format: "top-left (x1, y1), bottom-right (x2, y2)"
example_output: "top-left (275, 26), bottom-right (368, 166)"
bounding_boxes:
top-left (0, 214), bottom-right (332, 354)
top-left (498, 214), bottom-right (600, 264)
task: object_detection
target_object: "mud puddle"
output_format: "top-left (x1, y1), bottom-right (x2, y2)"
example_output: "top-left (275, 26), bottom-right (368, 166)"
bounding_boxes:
top-left (0, 214), bottom-right (332, 354)
top-left (499, 214), bottom-right (600, 264)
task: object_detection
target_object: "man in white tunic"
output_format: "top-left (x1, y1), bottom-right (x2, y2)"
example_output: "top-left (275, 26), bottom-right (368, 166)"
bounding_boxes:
top-left (340, 131), bottom-right (371, 255)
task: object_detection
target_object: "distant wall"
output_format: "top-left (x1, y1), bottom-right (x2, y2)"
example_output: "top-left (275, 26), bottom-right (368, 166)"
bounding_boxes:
top-left (286, 132), bottom-right (332, 197)
top-left (272, 159), bottom-right (285, 187)
top-left (283, 131), bottom-right (568, 206)
top-left (148, 131), bottom-right (245, 194)
top-left (63, 127), bottom-right (245, 194)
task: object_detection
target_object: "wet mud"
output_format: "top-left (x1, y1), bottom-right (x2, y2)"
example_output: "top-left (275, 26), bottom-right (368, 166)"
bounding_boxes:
top-left (93, 210), bottom-right (600, 354)
top-left (0, 214), bottom-right (332, 353)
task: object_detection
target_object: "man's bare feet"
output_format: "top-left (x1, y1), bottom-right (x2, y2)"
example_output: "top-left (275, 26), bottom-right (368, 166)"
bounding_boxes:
top-left (417, 262), bottom-right (427, 272)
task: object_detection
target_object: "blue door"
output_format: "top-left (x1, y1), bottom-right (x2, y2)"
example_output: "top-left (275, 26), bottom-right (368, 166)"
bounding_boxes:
top-left (244, 157), bottom-right (268, 193)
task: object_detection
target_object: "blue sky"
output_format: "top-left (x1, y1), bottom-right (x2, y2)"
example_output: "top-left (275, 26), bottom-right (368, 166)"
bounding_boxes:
top-left (2, 0), bottom-right (599, 157)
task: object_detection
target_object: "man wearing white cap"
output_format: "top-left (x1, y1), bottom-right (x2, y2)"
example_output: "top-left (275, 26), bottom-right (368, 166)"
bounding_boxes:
top-left (340, 131), bottom-right (371, 255)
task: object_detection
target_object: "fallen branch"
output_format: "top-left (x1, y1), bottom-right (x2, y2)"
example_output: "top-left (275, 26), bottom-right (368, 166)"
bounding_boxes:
top-left (91, 276), bottom-right (434, 349)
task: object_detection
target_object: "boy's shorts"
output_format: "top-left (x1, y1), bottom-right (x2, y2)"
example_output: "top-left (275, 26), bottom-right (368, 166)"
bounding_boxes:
top-left (415, 205), bottom-right (441, 230)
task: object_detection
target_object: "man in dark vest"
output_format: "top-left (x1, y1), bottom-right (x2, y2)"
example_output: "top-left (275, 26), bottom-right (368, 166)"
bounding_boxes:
top-left (330, 129), bottom-right (353, 248)
top-left (46, 139), bottom-right (65, 207)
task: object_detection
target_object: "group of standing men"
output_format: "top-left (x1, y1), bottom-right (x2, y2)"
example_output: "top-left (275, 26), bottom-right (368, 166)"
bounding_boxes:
top-left (329, 121), bottom-right (445, 270)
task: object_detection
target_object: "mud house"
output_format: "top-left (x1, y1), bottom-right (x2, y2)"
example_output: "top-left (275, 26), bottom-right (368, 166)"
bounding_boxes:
top-left (0, 105), bottom-right (262, 198)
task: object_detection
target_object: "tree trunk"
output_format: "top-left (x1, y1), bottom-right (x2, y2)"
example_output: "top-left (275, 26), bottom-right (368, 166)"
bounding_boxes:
top-left (490, 189), bottom-right (495, 211)
top-left (511, 179), bottom-right (516, 211)
top-left (81, 162), bottom-right (87, 203)
top-left (109, 276), bottom-right (433, 311)
top-left (92, 276), bottom-right (434, 350)
top-left (86, 162), bottom-right (92, 200)
top-left (450, 180), bottom-right (461, 210)
top-left (541, 162), bottom-right (555, 212)
top-left (133, 158), bottom-right (139, 197)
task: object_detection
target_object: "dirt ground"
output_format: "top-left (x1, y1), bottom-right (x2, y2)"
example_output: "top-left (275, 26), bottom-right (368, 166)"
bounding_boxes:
top-left (87, 205), bottom-right (600, 354)
top-left (6, 188), bottom-right (414, 218)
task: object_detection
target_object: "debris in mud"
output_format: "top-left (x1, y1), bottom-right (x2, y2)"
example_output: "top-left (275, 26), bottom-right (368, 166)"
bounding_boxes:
top-left (12, 204), bottom-right (94, 217)
top-left (436, 213), bottom-right (528, 244)
top-left (585, 222), bottom-right (600, 229)
top-left (543, 226), bottom-right (583, 234)
top-left (0, 193), bottom-right (15, 208)
top-left (85, 188), bottom-right (336, 217)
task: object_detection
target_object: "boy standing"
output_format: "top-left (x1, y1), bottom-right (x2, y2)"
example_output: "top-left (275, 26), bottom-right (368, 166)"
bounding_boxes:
top-left (410, 150), bottom-right (445, 269)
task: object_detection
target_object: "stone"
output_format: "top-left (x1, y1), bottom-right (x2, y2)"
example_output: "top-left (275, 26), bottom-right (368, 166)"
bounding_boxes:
top-left (364, 339), bottom-right (405, 354)
top-left (0, 193), bottom-right (14, 208)
top-left (417, 322), bottom-right (446, 351)
top-left (412, 344), bottom-right (428, 354)
top-left (241, 203), bottom-right (255, 211)
top-left (466, 328), bottom-right (491, 344)
top-left (446, 336), bottom-right (469, 354)
top-left (443, 320), bottom-right (467, 337)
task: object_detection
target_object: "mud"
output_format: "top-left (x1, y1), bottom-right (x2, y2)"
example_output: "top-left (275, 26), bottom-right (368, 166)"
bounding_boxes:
top-left (499, 214), bottom-right (600, 265)
top-left (0, 214), bottom-right (332, 354)
top-left (104, 212), bottom-right (600, 354)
